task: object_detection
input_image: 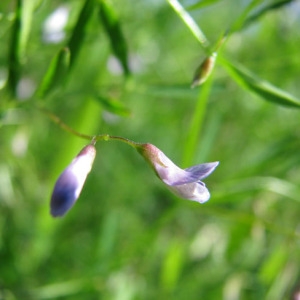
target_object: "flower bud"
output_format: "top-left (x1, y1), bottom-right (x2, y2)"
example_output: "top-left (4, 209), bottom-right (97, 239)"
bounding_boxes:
top-left (50, 144), bottom-right (96, 217)
top-left (191, 52), bottom-right (217, 88)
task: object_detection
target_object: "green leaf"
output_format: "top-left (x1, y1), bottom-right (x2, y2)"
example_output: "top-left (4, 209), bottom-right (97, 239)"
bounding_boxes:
top-left (167, 0), bottom-right (209, 50)
top-left (213, 176), bottom-right (300, 203)
top-left (259, 244), bottom-right (288, 285)
top-left (227, 0), bottom-right (263, 34)
top-left (68, 0), bottom-right (95, 68)
top-left (7, 0), bottom-right (41, 96)
top-left (220, 58), bottom-right (300, 108)
top-left (19, 0), bottom-right (39, 61)
top-left (160, 240), bottom-right (185, 291)
top-left (242, 0), bottom-right (294, 32)
top-left (35, 47), bottom-right (70, 99)
top-left (144, 84), bottom-right (197, 98)
top-left (94, 95), bottom-right (130, 117)
top-left (183, 72), bottom-right (213, 167)
top-left (186, 0), bottom-right (220, 11)
top-left (98, 1), bottom-right (130, 75)
top-left (227, 0), bottom-right (294, 35)
top-left (7, 0), bottom-right (22, 96)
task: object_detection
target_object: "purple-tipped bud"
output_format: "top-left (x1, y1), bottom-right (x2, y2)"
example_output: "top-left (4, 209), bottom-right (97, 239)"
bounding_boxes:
top-left (138, 143), bottom-right (218, 203)
top-left (191, 52), bottom-right (217, 88)
top-left (50, 144), bottom-right (96, 217)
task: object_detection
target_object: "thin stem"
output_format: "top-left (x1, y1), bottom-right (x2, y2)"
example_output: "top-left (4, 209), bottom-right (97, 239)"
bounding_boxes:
top-left (39, 106), bottom-right (93, 140)
top-left (38, 105), bottom-right (141, 148)
top-left (94, 134), bottom-right (141, 148)
top-left (167, 0), bottom-right (210, 52)
top-left (182, 73), bottom-right (213, 167)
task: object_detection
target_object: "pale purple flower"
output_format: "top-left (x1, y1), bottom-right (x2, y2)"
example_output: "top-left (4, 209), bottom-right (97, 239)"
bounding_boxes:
top-left (137, 143), bottom-right (219, 203)
top-left (50, 144), bottom-right (96, 217)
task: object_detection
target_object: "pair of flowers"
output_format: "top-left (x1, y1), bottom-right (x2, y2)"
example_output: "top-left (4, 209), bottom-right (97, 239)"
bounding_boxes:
top-left (51, 143), bottom-right (219, 217)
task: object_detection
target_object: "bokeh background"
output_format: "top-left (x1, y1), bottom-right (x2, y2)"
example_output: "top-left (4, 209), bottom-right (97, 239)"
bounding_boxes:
top-left (1, 0), bottom-right (300, 299)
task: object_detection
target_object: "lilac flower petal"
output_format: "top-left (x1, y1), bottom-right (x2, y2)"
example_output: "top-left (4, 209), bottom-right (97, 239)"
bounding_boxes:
top-left (155, 150), bottom-right (207, 186)
top-left (185, 162), bottom-right (219, 180)
top-left (161, 162), bottom-right (219, 186)
top-left (161, 171), bottom-right (202, 186)
top-left (169, 181), bottom-right (210, 203)
top-left (158, 166), bottom-right (200, 186)
top-left (153, 152), bottom-right (190, 185)
top-left (154, 149), bottom-right (219, 186)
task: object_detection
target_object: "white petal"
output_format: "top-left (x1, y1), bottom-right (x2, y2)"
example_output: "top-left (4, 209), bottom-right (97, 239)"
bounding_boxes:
top-left (155, 151), bottom-right (203, 186)
top-left (168, 181), bottom-right (210, 203)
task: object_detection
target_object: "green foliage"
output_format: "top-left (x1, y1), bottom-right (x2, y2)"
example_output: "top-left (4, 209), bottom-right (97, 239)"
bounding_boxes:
top-left (36, 47), bottom-right (70, 98)
top-left (98, 0), bottom-right (130, 75)
top-left (94, 95), bottom-right (130, 117)
top-left (220, 58), bottom-right (300, 108)
top-left (0, 0), bottom-right (300, 299)
top-left (67, 0), bottom-right (96, 68)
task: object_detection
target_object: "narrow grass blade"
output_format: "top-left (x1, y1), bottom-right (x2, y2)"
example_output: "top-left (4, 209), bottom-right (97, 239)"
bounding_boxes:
top-left (227, 0), bottom-right (293, 35)
top-left (19, 0), bottom-right (37, 61)
top-left (35, 47), bottom-right (70, 99)
top-left (7, 0), bottom-right (42, 97)
top-left (226, 0), bottom-right (263, 34)
top-left (182, 75), bottom-right (213, 167)
top-left (98, 1), bottom-right (130, 75)
top-left (94, 95), bottom-right (130, 117)
top-left (68, 0), bottom-right (95, 68)
top-left (242, 0), bottom-right (294, 31)
top-left (259, 244), bottom-right (288, 285)
top-left (161, 240), bottom-right (185, 292)
top-left (30, 279), bottom-right (87, 299)
top-left (220, 58), bottom-right (300, 108)
top-left (167, 0), bottom-right (210, 51)
top-left (187, 0), bottom-right (220, 11)
top-left (213, 176), bottom-right (300, 203)
top-left (7, 0), bottom-right (22, 96)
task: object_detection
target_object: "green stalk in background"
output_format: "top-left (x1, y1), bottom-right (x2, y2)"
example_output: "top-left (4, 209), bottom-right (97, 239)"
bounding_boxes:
top-left (182, 75), bottom-right (213, 167)
top-left (167, 0), bottom-right (210, 53)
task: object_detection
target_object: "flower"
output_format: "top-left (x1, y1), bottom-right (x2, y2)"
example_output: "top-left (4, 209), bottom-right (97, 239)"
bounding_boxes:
top-left (137, 143), bottom-right (219, 203)
top-left (50, 144), bottom-right (96, 217)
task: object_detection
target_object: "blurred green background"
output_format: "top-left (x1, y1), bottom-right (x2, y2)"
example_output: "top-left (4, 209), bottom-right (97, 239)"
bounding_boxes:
top-left (1, 0), bottom-right (300, 299)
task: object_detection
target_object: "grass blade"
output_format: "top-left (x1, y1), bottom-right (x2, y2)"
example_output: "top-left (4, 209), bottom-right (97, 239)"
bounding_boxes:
top-left (220, 57), bottom-right (300, 108)
top-left (242, 0), bottom-right (294, 31)
top-left (7, 0), bottom-right (41, 97)
top-left (35, 47), bottom-right (70, 99)
top-left (94, 95), bottom-right (130, 117)
top-left (187, 0), bottom-right (220, 11)
top-left (182, 75), bottom-right (213, 167)
top-left (227, 0), bottom-right (293, 35)
top-left (7, 0), bottom-right (22, 96)
top-left (213, 176), bottom-right (300, 203)
top-left (226, 0), bottom-right (263, 34)
top-left (19, 0), bottom-right (37, 61)
top-left (167, 0), bottom-right (210, 51)
top-left (98, 1), bottom-right (130, 75)
top-left (68, 0), bottom-right (95, 68)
